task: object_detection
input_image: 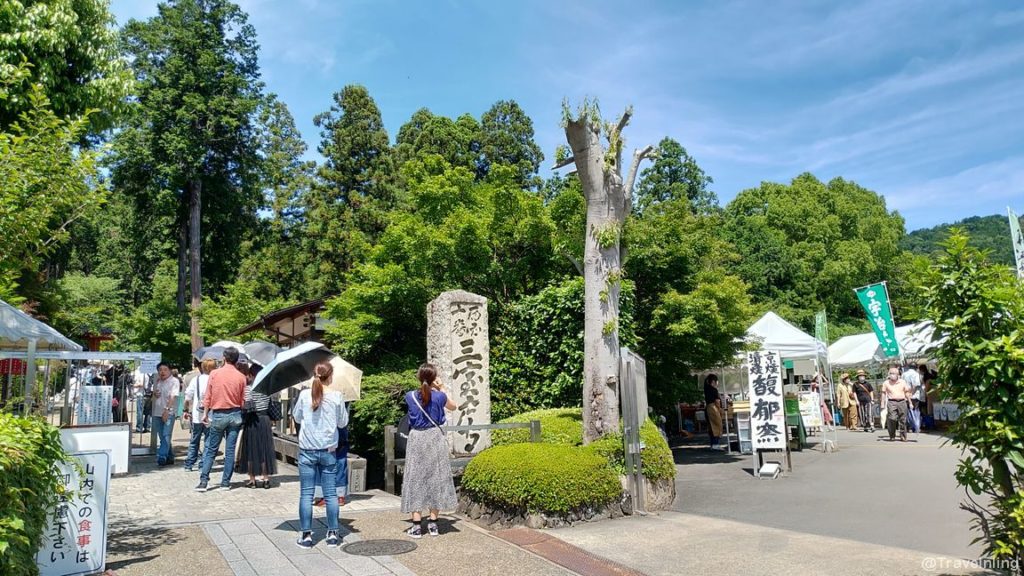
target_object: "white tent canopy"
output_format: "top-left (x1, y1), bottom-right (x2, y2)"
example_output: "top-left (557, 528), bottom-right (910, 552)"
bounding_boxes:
top-left (829, 321), bottom-right (935, 370)
top-left (0, 299), bottom-right (81, 351)
top-left (745, 311), bottom-right (827, 361)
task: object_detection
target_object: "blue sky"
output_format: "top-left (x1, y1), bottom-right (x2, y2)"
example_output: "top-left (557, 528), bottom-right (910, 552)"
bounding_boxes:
top-left (110, 0), bottom-right (1024, 230)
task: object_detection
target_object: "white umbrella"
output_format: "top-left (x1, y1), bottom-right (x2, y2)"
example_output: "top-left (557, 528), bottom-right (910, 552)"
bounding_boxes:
top-left (251, 341), bottom-right (333, 396)
top-left (296, 355), bottom-right (362, 401)
top-left (193, 340), bottom-right (247, 361)
top-left (243, 340), bottom-right (282, 367)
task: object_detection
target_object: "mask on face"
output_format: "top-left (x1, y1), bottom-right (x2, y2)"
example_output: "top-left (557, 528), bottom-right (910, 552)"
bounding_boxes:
top-left (858, 376), bottom-right (865, 382)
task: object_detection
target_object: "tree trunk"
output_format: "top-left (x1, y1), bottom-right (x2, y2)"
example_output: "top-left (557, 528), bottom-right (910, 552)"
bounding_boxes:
top-left (188, 179), bottom-right (204, 352)
top-left (177, 215), bottom-right (188, 312)
top-left (563, 107), bottom-right (654, 444)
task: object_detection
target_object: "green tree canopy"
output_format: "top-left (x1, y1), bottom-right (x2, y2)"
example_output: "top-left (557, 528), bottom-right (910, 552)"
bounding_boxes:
top-left (304, 85), bottom-right (393, 295)
top-left (635, 137), bottom-right (716, 214)
top-left (478, 100), bottom-right (544, 187)
top-left (0, 0), bottom-right (132, 133)
top-left (324, 156), bottom-right (558, 365)
top-left (0, 72), bottom-right (105, 301)
top-left (722, 173), bottom-right (907, 331)
top-left (112, 0), bottom-right (266, 295)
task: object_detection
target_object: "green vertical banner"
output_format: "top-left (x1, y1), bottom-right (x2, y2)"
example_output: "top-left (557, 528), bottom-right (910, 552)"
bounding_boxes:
top-left (1009, 207), bottom-right (1024, 279)
top-left (854, 282), bottom-right (900, 358)
top-left (814, 310), bottom-right (828, 344)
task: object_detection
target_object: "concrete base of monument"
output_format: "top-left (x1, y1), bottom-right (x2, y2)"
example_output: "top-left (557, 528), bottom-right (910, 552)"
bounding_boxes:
top-left (456, 476), bottom-right (676, 530)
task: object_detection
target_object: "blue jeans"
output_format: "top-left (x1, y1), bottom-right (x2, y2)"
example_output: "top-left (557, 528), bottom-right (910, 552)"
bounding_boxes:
top-left (299, 449), bottom-right (339, 533)
top-left (135, 398), bottom-right (150, 431)
top-left (153, 414), bottom-right (175, 464)
top-left (184, 420), bottom-right (209, 468)
top-left (199, 409), bottom-right (243, 487)
top-left (315, 429), bottom-right (349, 499)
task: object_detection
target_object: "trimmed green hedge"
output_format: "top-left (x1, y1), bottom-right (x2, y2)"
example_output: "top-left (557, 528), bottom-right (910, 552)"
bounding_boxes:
top-left (0, 413), bottom-right (70, 576)
top-left (584, 420), bottom-right (676, 482)
top-left (492, 407), bottom-right (583, 446)
top-left (461, 443), bottom-right (622, 514)
top-left (492, 407), bottom-right (676, 482)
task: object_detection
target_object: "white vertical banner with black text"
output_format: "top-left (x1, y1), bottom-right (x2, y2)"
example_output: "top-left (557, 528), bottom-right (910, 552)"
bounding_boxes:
top-left (37, 451), bottom-right (110, 576)
top-left (747, 350), bottom-right (786, 451)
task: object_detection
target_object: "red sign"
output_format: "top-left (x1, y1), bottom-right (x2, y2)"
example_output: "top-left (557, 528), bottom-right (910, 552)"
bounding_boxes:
top-left (0, 359), bottom-right (25, 375)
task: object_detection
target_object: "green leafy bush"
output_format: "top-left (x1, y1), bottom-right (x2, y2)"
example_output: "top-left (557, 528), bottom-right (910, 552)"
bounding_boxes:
top-left (461, 443), bottom-right (621, 514)
top-left (490, 277), bottom-right (637, 420)
top-left (585, 420), bottom-right (676, 482)
top-left (492, 407), bottom-right (676, 482)
top-left (492, 408), bottom-right (583, 446)
top-left (922, 231), bottom-right (1024, 567)
top-left (347, 370), bottom-right (418, 458)
top-left (0, 413), bottom-right (70, 576)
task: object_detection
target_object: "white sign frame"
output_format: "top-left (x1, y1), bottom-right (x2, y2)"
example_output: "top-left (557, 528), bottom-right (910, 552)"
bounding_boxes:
top-left (37, 450), bottom-right (110, 576)
top-left (747, 350), bottom-right (787, 451)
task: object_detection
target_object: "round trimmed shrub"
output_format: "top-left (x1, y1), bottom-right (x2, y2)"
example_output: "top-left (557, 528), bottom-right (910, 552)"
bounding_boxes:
top-left (461, 443), bottom-right (622, 514)
top-left (493, 407), bottom-right (676, 482)
top-left (492, 407), bottom-right (583, 446)
top-left (585, 419), bottom-right (676, 482)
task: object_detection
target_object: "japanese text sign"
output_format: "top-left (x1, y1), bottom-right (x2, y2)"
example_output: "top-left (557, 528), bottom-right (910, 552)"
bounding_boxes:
top-left (747, 350), bottom-right (786, 450)
top-left (37, 451), bottom-right (109, 576)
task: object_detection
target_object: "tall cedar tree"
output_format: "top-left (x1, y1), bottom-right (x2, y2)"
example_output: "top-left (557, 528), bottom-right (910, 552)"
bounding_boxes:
top-left (304, 85), bottom-right (393, 296)
top-left (113, 0), bottom-right (265, 350)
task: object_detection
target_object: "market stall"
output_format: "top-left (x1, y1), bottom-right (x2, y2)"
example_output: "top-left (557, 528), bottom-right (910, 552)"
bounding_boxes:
top-left (0, 299), bottom-right (82, 413)
top-left (829, 321), bottom-right (936, 370)
top-left (686, 312), bottom-right (831, 453)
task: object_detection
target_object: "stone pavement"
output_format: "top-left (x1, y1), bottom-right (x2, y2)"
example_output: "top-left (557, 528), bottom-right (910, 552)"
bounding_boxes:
top-left (203, 516), bottom-right (414, 576)
top-left (545, 512), bottom-right (1001, 576)
top-left (107, 437), bottom-right (577, 576)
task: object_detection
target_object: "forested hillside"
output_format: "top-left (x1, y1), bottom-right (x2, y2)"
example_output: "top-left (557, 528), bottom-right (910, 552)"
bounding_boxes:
top-left (903, 214), bottom-right (1021, 266)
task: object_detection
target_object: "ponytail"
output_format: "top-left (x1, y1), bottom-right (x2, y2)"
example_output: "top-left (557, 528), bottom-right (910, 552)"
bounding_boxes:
top-left (417, 363), bottom-right (437, 406)
top-left (312, 360), bottom-right (333, 411)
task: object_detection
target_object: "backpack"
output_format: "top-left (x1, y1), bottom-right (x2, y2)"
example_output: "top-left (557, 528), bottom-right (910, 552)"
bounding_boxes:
top-left (395, 414), bottom-right (411, 458)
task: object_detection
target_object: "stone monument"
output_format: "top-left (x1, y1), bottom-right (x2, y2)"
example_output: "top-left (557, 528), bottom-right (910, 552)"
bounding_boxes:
top-left (427, 290), bottom-right (491, 454)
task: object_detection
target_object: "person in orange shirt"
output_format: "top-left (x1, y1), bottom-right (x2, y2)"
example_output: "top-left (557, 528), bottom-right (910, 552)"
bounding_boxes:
top-left (195, 347), bottom-right (248, 492)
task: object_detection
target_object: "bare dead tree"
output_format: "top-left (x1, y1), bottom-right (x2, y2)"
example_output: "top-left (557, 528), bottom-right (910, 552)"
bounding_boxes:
top-left (557, 100), bottom-right (655, 443)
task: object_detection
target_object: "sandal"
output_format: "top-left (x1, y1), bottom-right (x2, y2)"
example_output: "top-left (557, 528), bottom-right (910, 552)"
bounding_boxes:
top-left (245, 480), bottom-right (257, 489)
top-left (262, 479), bottom-right (271, 489)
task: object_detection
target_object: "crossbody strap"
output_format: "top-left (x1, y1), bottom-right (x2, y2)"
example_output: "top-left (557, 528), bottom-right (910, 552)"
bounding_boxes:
top-left (410, 392), bottom-right (443, 431)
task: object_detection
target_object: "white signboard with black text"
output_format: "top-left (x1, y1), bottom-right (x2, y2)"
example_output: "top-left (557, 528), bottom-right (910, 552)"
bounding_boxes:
top-left (798, 391), bottom-right (824, 428)
top-left (37, 451), bottom-right (110, 576)
top-left (747, 350), bottom-right (786, 451)
top-left (75, 386), bottom-right (112, 425)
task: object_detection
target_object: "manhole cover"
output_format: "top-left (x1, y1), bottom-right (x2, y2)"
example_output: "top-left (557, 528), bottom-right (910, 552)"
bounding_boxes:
top-left (342, 539), bottom-right (417, 556)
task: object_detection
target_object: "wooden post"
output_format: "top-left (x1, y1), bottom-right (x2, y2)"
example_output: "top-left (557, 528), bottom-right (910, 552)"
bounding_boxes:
top-left (529, 420), bottom-right (541, 443)
top-left (384, 425), bottom-right (396, 495)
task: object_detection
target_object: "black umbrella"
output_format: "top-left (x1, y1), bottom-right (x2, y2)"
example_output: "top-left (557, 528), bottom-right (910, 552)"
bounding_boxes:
top-left (251, 341), bottom-right (334, 396)
top-left (244, 340), bottom-right (282, 367)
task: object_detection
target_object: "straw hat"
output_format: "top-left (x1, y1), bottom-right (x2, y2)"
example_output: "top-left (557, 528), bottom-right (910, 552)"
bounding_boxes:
top-left (856, 369), bottom-right (867, 376)
top-left (840, 372), bottom-right (850, 381)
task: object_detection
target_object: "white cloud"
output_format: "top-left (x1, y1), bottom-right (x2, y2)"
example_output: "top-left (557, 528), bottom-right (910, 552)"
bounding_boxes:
top-left (886, 157), bottom-right (1024, 215)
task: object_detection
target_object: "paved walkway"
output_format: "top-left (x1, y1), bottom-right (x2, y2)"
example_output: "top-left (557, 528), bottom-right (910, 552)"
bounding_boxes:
top-left (545, 511), bottom-right (999, 576)
top-left (104, 427), bottom-right (997, 576)
top-left (106, 435), bottom-right (576, 576)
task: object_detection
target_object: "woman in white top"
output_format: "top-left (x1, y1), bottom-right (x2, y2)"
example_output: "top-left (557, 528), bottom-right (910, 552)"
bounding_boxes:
top-left (182, 359), bottom-right (215, 471)
top-left (291, 360), bottom-right (348, 549)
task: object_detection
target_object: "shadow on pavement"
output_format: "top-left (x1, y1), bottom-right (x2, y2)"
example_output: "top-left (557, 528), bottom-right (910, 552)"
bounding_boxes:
top-left (106, 520), bottom-right (185, 571)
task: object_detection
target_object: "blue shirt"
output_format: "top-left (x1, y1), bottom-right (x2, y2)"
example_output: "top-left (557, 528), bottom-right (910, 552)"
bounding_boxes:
top-left (406, 390), bottom-right (448, 430)
top-left (292, 389), bottom-right (348, 450)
